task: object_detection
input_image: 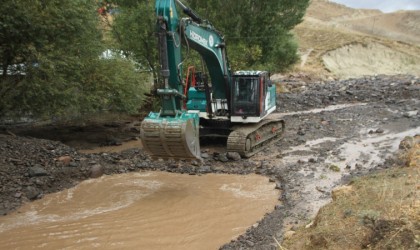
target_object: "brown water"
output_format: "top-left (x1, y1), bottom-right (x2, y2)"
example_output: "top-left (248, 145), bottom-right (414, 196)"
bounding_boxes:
top-left (0, 172), bottom-right (279, 250)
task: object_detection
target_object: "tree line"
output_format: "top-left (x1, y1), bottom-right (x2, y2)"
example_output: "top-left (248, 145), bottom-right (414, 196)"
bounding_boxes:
top-left (0, 0), bottom-right (308, 120)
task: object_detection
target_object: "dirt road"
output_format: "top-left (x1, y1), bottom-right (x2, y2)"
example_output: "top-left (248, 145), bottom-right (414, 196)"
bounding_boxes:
top-left (1, 74), bottom-right (419, 249)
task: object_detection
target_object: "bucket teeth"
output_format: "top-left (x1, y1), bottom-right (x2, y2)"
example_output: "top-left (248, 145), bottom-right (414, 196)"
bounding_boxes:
top-left (140, 118), bottom-right (201, 161)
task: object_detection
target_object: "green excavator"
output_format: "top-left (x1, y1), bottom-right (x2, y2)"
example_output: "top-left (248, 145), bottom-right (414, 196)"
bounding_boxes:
top-left (140, 0), bottom-right (285, 160)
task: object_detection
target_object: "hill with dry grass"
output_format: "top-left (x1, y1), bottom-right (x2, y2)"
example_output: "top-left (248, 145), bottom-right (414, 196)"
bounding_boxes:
top-left (291, 0), bottom-right (420, 80)
top-left (283, 137), bottom-right (420, 250)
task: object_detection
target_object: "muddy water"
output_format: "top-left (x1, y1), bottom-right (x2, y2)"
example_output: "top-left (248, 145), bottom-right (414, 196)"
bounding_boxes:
top-left (0, 172), bottom-right (279, 250)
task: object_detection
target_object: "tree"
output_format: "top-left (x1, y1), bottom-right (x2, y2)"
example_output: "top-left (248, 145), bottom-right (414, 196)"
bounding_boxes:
top-left (186, 0), bottom-right (309, 71)
top-left (0, 0), bottom-right (148, 119)
top-left (110, 0), bottom-right (308, 74)
top-left (111, 0), bottom-right (158, 78)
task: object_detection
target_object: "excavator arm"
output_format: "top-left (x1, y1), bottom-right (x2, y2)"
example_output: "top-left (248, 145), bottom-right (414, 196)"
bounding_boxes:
top-left (140, 0), bottom-right (205, 160)
top-left (141, 0), bottom-right (231, 160)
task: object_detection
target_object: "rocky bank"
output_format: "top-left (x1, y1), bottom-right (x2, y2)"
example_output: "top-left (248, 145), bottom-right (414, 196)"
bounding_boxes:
top-left (0, 74), bottom-right (419, 249)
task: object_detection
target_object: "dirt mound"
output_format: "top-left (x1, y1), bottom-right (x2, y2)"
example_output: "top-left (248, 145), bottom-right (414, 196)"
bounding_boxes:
top-left (322, 42), bottom-right (420, 79)
top-left (293, 0), bottom-right (420, 80)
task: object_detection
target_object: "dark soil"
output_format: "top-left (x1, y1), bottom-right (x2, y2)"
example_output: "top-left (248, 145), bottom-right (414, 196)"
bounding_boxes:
top-left (0, 74), bottom-right (419, 249)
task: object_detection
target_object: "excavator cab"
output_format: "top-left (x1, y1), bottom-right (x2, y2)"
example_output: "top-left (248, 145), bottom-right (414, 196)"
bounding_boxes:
top-left (230, 71), bottom-right (276, 123)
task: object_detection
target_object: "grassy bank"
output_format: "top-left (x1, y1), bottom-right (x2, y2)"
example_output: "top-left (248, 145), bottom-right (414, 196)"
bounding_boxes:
top-left (282, 136), bottom-right (419, 249)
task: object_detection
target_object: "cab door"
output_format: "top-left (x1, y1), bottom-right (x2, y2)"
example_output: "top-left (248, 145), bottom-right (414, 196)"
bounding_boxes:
top-left (231, 76), bottom-right (259, 117)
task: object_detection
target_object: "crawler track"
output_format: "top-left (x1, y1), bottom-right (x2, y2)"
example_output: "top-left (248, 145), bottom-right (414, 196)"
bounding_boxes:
top-left (227, 119), bottom-right (285, 158)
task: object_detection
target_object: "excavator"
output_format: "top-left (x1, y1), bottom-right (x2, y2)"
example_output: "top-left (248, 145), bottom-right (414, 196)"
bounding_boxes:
top-left (140, 0), bottom-right (285, 160)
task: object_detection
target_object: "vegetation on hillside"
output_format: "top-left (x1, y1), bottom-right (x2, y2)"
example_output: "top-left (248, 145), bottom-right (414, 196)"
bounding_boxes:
top-left (1, 0), bottom-right (309, 120)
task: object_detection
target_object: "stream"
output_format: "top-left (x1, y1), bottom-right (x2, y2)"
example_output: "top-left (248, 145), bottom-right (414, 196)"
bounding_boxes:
top-left (0, 172), bottom-right (279, 249)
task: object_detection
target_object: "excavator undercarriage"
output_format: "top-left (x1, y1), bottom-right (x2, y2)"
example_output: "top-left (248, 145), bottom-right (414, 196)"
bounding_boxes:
top-left (227, 119), bottom-right (285, 158)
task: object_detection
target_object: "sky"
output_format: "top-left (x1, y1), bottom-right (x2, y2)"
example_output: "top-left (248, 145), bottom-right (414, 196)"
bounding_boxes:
top-left (330, 0), bottom-right (420, 13)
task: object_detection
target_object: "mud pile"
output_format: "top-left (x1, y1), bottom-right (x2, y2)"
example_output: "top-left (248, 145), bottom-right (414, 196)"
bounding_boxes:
top-left (323, 43), bottom-right (420, 79)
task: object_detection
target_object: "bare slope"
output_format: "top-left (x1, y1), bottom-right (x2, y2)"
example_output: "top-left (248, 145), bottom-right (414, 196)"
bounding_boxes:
top-left (307, 0), bottom-right (381, 22)
top-left (293, 0), bottom-right (420, 79)
top-left (340, 10), bottom-right (420, 45)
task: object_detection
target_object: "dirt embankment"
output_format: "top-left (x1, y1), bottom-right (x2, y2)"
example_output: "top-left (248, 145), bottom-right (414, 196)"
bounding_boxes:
top-left (283, 138), bottom-right (419, 250)
top-left (1, 74), bottom-right (419, 249)
top-left (323, 42), bottom-right (420, 79)
top-left (294, 0), bottom-right (420, 80)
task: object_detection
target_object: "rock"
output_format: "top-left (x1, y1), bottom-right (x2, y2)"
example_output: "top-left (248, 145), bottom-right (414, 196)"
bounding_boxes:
top-left (245, 240), bottom-right (255, 247)
top-left (226, 152), bottom-right (241, 161)
top-left (332, 185), bottom-right (353, 201)
top-left (28, 165), bottom-right (48, 177)
top-left (375, 128), bottom-right (384, 134)
top-left (275, 204), bottom-right (284, 210)
top-left (403, 111), bottom-right (418, 118)
top-left (191, 160), bottom-right (200, 166)
top-left (68, 162), bottom-right (78, 168)
top-left (201, 152), bottom-right (209, 159)
top-left (217, 154), bottom-right (229, 162)
top-left (305, 221), bottom-right (314, 228)
top-left (25, 186), bottom-right (41, 200)
top-left (244, 161), bottom-right (256, 168)
top-left (0, 210), bottom-right (7, 216)
top-left (399, 136), bottom-right (415, 150)
top-left (14, 192), bottom-right (22, 198)
top-left (57, 155), bottom-right (72, 166)
top-left (198, 165), bottom-right (211, 173)
top-left (297, 130), bottom-right (306, 136)
top-left (284, 230), bottom-right (296, 239)
top-left (90, 164), bottom-right (104, 178)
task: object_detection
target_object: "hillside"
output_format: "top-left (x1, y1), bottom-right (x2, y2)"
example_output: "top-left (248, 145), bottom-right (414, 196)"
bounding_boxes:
top-left (292, 0), bottom-right (420, 80)
top-left (340, 11), bottom-right (420, 44)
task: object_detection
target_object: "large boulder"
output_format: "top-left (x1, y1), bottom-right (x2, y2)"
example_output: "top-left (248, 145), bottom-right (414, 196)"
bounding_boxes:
top-left (28, 165), bottom-right (48, 177)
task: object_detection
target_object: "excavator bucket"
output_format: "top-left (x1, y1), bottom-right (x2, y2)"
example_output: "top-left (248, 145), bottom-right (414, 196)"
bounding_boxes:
top-left (140, 112), bottom-right (201, 160)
